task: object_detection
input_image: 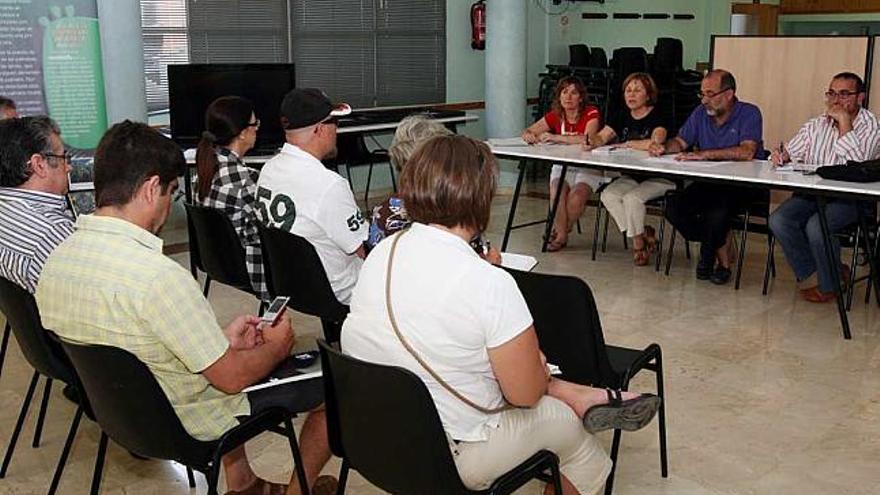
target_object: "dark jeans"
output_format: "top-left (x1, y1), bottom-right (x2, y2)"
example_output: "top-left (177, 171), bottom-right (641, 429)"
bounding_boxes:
top-left (768, 194), bottom-right (869, 293)
top-left (664, 183), bottom-right (764, 263)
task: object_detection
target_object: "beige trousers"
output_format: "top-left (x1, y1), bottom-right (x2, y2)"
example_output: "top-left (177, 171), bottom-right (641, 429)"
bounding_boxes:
top-left (452, 396), bottom-right (612, 495)
top-left (600, 176), bottom-right (675, 237)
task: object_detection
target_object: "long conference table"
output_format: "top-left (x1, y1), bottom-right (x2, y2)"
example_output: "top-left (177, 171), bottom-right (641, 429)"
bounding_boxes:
top-left (490, 143), bottom-right (880, 340)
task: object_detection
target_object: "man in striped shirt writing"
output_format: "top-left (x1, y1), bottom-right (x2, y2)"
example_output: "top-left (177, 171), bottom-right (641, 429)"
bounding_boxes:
top-left (0, 116), bottom-right (74, 293)
top-left (769, 72), bottom-right (880, 303)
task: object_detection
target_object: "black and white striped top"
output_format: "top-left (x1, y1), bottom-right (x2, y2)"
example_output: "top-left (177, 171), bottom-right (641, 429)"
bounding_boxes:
top-left (0, 188), bottom-right (75, 293)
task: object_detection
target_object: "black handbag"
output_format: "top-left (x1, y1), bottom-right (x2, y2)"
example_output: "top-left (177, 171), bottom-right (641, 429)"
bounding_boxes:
top-left (816, 159), bottom-right (880, 183)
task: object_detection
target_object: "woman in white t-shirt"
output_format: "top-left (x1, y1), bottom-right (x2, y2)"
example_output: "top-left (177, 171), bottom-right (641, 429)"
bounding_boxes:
top-left (342, 136), bottom-right (660, 494)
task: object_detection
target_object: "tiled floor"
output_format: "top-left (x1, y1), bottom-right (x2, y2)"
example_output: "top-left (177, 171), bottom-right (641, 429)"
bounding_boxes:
top-left (2, 193), bottom-right (880, 494)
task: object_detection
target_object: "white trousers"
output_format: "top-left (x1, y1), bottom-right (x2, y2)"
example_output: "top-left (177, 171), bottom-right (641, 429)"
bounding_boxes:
top-left (600, 176), bottom-right (675, 237)
top-left (452, 396), bottom-right (612, 495)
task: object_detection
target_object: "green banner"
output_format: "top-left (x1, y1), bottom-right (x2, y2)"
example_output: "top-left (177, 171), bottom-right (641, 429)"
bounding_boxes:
top-left (0, 1), bottom-right (107, 149)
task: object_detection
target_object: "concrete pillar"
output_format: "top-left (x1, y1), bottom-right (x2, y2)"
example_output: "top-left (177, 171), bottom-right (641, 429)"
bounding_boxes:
top-left (96, 0), bottom-right (147, 124)
top-left (485, 0), bottom-right (527, 138)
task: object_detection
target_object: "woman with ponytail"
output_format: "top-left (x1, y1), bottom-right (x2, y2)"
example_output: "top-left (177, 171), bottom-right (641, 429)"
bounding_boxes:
top-left (195, 96), bottom-right (268, 300)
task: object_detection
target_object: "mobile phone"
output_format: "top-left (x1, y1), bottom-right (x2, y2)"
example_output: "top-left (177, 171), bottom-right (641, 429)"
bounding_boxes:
top-left (261, 296), bottom-right (290, 327)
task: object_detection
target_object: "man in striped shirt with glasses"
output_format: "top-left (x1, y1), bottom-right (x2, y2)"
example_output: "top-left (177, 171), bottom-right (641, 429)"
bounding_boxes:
top-left (769, 72), bottom-right (880, 303)
top-left (0, 116), bottom-right (74, 293)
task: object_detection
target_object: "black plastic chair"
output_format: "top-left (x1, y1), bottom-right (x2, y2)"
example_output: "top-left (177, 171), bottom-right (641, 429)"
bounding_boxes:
top-left (0, 277), bottom-right (89, 494)
top-left (258, 225), bottom-right (349, 343)
top-left (330, 134), bottom-right (394, 206)
top-left (569, 44), bottom-right (591, 67)
top-left (316, 340), bottom-right (563, 495)
top-left (56, 338), bottom-right (307, 495)
top-left (504, 269), bottom-right (668, 495)
top-left (652, 37), bottom-right (683, 74)
top-left (184, 203), bottom-right (265, 311)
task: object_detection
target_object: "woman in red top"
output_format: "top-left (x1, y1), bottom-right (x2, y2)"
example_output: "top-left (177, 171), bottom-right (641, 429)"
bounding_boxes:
top-left (522, 77), bottom-right (602, 251)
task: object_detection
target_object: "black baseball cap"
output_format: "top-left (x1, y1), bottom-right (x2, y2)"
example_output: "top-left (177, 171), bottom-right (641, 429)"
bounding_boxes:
top-left (279, 88), bottom-right (351, 130)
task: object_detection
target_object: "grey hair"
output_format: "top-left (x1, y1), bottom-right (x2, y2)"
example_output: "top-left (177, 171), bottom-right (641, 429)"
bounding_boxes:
top-left (388, 115), bottom-right (453, 172)
top-left (0, 116), bottom-right (61, 187)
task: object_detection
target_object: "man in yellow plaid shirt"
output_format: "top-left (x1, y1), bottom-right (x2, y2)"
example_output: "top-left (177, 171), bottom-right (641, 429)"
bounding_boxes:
top-left (36, 121), bottom-right (333, 495)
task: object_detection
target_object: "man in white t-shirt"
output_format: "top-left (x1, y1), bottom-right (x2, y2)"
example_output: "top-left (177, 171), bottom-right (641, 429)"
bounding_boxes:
top-left (256, 88), bottom-right (367, 304)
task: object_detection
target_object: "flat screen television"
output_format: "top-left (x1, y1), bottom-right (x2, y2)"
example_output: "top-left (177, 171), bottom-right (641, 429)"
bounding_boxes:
top-left (167, 63), bottom-right (295, 151)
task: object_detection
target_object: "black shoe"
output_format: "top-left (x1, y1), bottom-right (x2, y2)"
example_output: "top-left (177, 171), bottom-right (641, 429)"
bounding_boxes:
top-left (710, 266), bottom-right (732, 285)
top-left (696, 260), bottom-right (714, 280)
top-left (61, 383), bottom-right (80, 405)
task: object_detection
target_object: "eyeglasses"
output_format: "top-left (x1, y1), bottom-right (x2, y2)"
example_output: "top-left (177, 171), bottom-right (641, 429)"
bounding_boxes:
top-left (247, 119), bottom-right (260, 128)
top-left (321, 116), bottom-right (339, 127)
top-left (41, 150), bottom-right (71, 163)
top-left (825, 90), bottom-right (860, 100)
top-left (696, 87), bottom-right (732, 99)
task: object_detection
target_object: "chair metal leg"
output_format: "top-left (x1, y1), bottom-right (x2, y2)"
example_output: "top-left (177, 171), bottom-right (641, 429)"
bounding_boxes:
top-left (0, 322), bottom-right (10, 381)
top-left (654, 350), bottom-right (669, 478)
top-left (734, 212), bottom-right (749, 291)
top-left (202, 276), bottom-right (212, 297)
top-left (1, 370), bottom-right (39, 477)
top-left (207, 463), bottom-right (221, 495)
top-left (48, 406), bottom-right (84, 495)
top-left (336, 458), bottom-right (349, 495)
top-left (32, 377), bottom-right (53, 447)
top-left (622, 232), bottom-right (628, 250)
top-left (344, 164), bottom-right (354, 191)
top-left (604, 430), bottom-right (622, 495)
top-left (846, 226), bottom-right (861, 311)
top-left (591, 204), bottom-right (603, 261)
top-left (684, 239), bottom-right (691, 260)
top-left (186, 466), bottom-right (196, 488)
top-left (576, 218), bottom-right (582, 235)
top-left (664, 231), bottom-right (677, 276)
top-left (601, 209), bottom-right (610, 253)
top-left (763, 235), bottom-right (776, 296)
top-left (284, 419), bottom-right (310, 495)
top-left (90, 432), bottom-right (108, 495)
top-left (363, 161), bottom-right (374, 206)
top-left (655, 215), bottom-right (667, 272)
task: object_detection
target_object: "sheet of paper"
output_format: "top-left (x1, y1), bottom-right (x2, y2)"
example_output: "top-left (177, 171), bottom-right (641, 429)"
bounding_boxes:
top-left (500, 252), bottom-right (538, 272)
top-left (643, 156), bottom-right (729, 168)
top-left (242, 369), bottom-right (323, 393)
top-left (487, 137), bottom-right (529, 147)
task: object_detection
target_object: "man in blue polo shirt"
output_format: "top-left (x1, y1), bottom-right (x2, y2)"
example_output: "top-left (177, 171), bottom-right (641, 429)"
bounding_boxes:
top-left (649, 69), bottom-right (765, 284)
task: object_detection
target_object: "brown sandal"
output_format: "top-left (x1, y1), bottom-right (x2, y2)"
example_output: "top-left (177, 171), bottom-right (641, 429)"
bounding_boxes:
top-left (633, 247), bottom-right (650, 266)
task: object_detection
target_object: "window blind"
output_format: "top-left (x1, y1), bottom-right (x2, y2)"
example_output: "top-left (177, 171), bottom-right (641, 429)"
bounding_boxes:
top-left (140, 0), bottom-right (189, 112)
top-left (186, 0), bottom-right (289, 64)
top-left (140, 0), bottom-right (444, 112)
top-left (291, 0), bottom-right (445, 108)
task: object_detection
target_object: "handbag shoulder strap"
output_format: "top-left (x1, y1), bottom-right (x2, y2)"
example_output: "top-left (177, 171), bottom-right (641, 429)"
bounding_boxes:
top-left (385, 229), bottom-right (511, 415)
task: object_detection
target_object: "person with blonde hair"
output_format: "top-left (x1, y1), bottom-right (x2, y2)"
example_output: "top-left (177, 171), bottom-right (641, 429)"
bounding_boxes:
top-left (343, 135), bottom-right (660, 495)
top-left (589, 73), bottom-right (673, 266)
top-left (367, 115), bottom-right (451, 249)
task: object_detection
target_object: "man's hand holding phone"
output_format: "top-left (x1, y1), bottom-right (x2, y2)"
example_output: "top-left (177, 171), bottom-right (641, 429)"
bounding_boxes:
top-left (224, 315), bottom-right (264, 350)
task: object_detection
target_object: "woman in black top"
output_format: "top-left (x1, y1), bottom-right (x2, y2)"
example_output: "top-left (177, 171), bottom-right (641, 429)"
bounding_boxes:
top-left (588, 73), bottom-right (675, 266)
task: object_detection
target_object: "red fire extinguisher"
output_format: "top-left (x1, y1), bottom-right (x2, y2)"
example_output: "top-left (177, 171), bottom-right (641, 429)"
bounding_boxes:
top-left (471, 1), bottom-right (486, 50)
